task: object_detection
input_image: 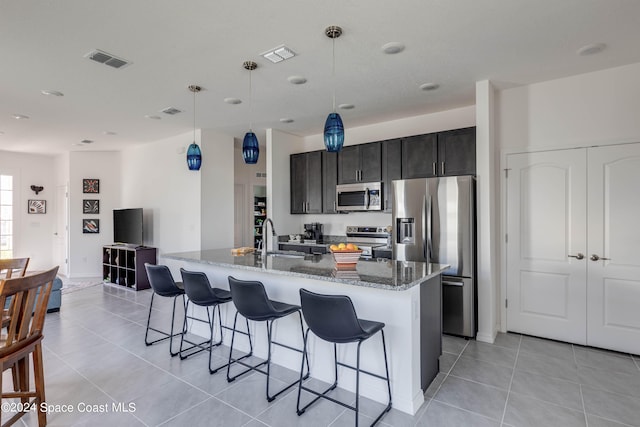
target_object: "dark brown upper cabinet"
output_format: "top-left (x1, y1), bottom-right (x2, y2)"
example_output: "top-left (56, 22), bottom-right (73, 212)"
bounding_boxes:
top-left (337, 142), bottom-right (382, 184)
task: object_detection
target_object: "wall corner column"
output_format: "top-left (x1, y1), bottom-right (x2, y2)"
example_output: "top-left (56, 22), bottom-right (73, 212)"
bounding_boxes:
top-left (475, 80), bottom-right (498, 343)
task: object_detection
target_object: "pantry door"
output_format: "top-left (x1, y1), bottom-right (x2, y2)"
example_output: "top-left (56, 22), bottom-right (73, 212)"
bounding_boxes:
top-left (506, 149), bottom-right (588, 344)
top-left (587, 143), bottom-right (640, 354)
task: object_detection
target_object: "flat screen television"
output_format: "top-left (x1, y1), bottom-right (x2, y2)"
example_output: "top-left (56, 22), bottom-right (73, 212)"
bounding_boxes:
top-left (113, 208), bottom-right (143, 246)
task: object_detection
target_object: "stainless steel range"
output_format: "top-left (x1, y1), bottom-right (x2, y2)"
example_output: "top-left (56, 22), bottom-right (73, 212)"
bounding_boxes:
top-left (345, 226), bottom-right (391, 259)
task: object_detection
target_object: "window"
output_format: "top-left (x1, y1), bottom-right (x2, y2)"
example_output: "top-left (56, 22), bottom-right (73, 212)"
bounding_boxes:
top-left (0, 174), bottom-right (13, 259)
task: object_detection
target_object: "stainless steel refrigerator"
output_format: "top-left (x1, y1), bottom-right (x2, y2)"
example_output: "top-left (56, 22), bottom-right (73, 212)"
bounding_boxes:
top-left (392, 176), bottom-right (476, 338)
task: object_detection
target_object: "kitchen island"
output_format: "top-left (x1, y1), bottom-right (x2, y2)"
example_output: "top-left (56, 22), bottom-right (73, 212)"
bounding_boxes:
top-left (162, 249), bottom-right (447, 415)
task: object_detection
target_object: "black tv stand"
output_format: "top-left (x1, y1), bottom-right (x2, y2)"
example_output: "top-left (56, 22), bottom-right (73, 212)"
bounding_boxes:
top-left (102, 245), bottom-right (157, 290)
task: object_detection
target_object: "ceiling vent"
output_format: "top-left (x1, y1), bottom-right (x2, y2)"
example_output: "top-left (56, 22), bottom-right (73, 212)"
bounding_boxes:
top-left (85, 49), bottom-right (131, 69)
top-left (261, 45), bottom-right (296, 63)
top-left (160, 107), bottom-right (182, 115)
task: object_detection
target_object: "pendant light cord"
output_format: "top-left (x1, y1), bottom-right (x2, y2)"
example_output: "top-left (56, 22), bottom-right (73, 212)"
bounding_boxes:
top-left (192, 89), bottom-right (196, 143)
top-left (249, 68), bottom-right (253, 131)
top-left (332, 36), bottom-right (336, 113)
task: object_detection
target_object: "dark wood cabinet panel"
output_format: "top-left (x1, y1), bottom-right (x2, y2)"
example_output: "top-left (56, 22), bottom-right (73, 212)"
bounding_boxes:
top-left (437, 127), bottom-right (476, 176)
top-left (402, 134), bottom-right (438, 179)
top-left (337, 146), bottom-right (360, 184)
top-left (290, 153), bottom-right (307, 214)
top-left (382, 138), bottom-right (402, 212)
top-left (290, 151), bottom-right (323, 214)
top-left (360, 142), bottom-right (383, 182)
top-left (322, 151), bottom-right (338, 213)
top-left (306, 151), bottom-right (323, 213)
top-left (337, 142), bottom-right (382, 184)
top-left (278, 243), bottom-right (327, 254)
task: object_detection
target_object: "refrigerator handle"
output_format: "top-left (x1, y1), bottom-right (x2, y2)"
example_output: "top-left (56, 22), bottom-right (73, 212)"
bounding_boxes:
top-left (424, 195), bottom-right (432, 262)
top-left (364, 187), bottom-right (370, 209)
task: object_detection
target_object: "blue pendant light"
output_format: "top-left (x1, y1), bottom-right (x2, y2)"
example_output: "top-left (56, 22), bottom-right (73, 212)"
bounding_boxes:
top-left (242, 131), bottom-right (259, 164)
top-left (324, 26), bottom-right (345, 152)
top-left (187, 142), bottom-right (202, 170)
top-left (187, 85), bottom-right (202, 171)
top-left (242, 61), bottom-right (259, 164)
top-left (324, 112), bottom-right (344, 152)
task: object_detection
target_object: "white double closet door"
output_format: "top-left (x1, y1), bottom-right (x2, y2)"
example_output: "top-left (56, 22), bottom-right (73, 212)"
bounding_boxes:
top-left (506, 143), bottom-right (640, 355)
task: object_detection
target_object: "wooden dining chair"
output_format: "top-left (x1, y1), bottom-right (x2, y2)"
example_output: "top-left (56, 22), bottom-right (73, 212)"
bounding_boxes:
top-left (1, 258), bottom-right (30, 327)
top-left (0, 266), bottom-right (58, 427)
top-left (0, 258), bottom-right (29, 279)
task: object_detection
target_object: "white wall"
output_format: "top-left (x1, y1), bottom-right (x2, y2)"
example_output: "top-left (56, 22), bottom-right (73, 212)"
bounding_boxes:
top-left (266, 129), bottom-right (304, 243)
top-left (0, 150), bottom-right (56, 271)
top-left (475, 80), bottom-right (499, 343)
top-left (498, 62), bottom-right (640, 151)
top-left (120, 131), bottom-right (202, 255)
top-left (68, 151), bottom-right (120, 277)
top-left (120, 128), bottom-right (235, 255)
top-left (200, 128), bottom-right (235, 250)
top-left (234, 139), bottom-right (266, 247)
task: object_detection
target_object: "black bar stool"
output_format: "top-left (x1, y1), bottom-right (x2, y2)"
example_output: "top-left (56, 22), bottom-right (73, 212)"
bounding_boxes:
top-left (144, 263), bottom-right (186, 356)
top-left (297, 288), bottom-right (392, 427)
top-left (179, 268), bottom-right (249, 373)
top-left (227, 276), bottom-right (310, 402)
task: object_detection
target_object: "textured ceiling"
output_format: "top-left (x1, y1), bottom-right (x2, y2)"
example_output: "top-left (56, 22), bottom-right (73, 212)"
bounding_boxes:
top-left (1, 0), bottom-right (640, 155)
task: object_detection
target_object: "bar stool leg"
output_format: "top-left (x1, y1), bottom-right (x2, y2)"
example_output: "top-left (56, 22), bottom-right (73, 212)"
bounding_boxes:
top-left (179, 300), bottom-right (217, 360)
top-left (224, 311), bottom-right (256, 377)
top-left (145, 293), bottom-right (185, 356)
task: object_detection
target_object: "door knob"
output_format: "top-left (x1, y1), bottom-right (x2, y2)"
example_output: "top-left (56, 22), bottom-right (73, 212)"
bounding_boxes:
top-left (590, 254), bottom-right (611, 261)
top-left (568, 253), bottom-right (584, 260)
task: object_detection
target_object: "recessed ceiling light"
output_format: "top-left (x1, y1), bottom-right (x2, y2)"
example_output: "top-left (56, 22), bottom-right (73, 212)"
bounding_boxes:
top-left (103, 131), bottom-right (117, 136)
top-left (160, 107), bottom-right (182, 115)
top-left (80, 139), bottom-right (94, 144)
top-left (287, 75), bottom-right (307, 85)
top-left (41, 90), bottom-right (64, 97)
top-left (338, 103), bottom-right (355, 110)
top-left (145, 115), bottom-right (161, 120)
top-left (381, 42), bottom-right (405, 54)
top-left (0, 131), bottom-right (4, 135)
top-left (280, 118), bottom-right (294, 123)
top-left (12, 114), bottom-right (29, 120)
top-left (224, 97), bottom-right (242, 105)
top-left (419, 83), bottom-right (440, 91)
top-left (577, 43), bottom-right (606, 56)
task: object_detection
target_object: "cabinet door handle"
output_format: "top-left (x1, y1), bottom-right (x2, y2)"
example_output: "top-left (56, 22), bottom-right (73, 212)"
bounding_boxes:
top-left (355, 170), bottom-right (359, 181)
top-left (334, 201), bottom-right (337, 212)
top-left (441, 162), bottom-right (445, 175)
top-left (432, 162), bottom-right (437, 176)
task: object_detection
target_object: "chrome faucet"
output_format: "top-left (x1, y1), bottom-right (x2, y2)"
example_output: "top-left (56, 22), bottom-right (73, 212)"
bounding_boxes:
top-left (261, 218), bottom-right (277, 259)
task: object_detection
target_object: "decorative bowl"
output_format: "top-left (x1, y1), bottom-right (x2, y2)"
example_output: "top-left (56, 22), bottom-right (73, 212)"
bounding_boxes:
top-left (330, 249), bottom-right (363, 268)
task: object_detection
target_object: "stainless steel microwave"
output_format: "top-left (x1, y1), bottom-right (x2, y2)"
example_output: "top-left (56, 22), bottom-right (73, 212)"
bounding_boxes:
top-left (336, 182), bottom-right (383, 211)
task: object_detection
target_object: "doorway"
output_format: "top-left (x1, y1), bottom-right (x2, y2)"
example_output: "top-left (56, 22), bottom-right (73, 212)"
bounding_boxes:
top-left (54, 185), bottom-right (69, 276)
top-left (505, 143), bottom-right (640, 354)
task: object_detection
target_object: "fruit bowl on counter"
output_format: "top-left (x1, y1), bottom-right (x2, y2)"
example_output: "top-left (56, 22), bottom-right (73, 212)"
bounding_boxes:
top-left (329, 243), bottom-right (362, 269)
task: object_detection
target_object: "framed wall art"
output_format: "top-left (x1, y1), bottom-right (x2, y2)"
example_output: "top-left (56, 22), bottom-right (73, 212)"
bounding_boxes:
top-left (83, 199), bottom-right (100, 214)
top-left (83, 178), bottom-right (100, 194)
top-left (82, 219), bottom-right (100, 234)
top-left (28, 199), bottom-right (46, 214)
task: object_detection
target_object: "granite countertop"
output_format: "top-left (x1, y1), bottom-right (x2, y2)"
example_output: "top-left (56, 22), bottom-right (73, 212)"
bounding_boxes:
top-left (163, 248), bottom-right (448, 291)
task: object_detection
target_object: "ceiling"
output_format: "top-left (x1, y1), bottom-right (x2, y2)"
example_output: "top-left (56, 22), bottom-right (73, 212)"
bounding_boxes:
top-left (2, 0), bottom-right (640, 156)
